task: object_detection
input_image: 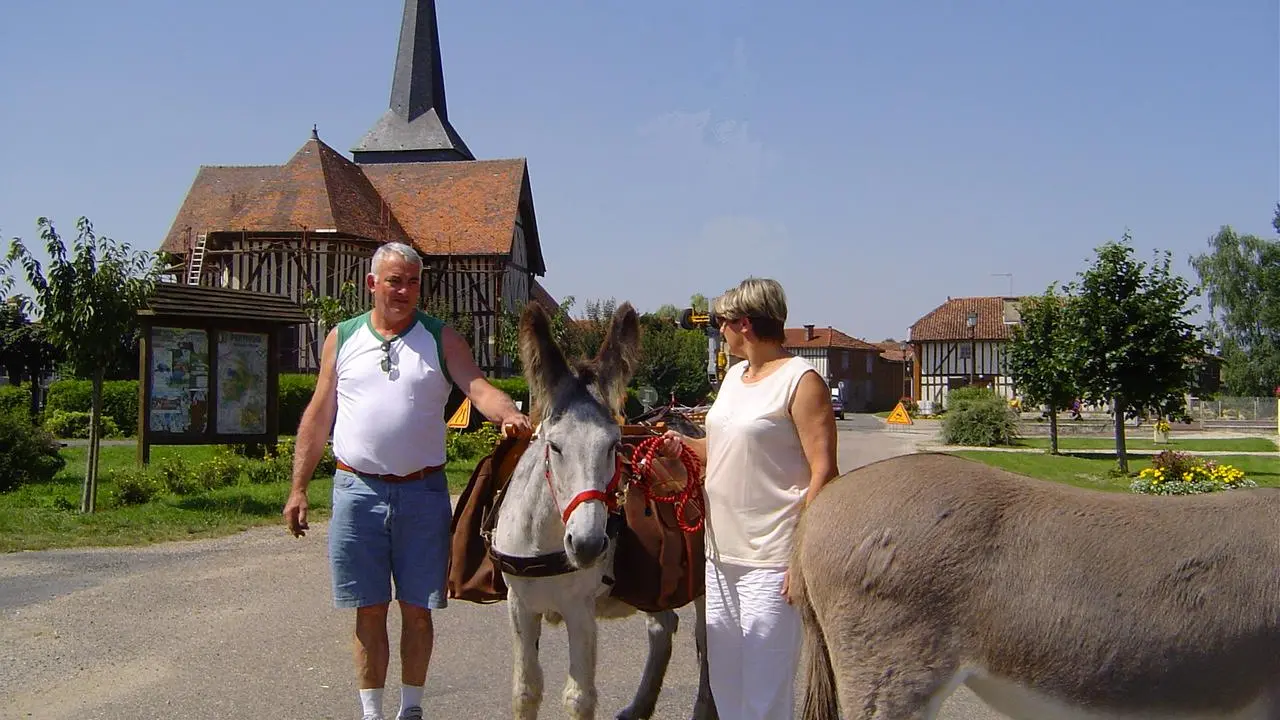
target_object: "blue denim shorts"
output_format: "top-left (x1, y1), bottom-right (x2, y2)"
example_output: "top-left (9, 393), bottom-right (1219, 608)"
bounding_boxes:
top-left (327, 468), bottom-right (452, 610)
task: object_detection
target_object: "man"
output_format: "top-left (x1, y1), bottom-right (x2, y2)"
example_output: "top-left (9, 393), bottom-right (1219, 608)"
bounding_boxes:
top-left (283, 241), bottom-right (531, 720)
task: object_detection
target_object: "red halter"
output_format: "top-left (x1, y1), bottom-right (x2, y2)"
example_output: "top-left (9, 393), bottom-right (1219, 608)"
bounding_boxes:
top-left (543, 441), bottom-right (626, 525)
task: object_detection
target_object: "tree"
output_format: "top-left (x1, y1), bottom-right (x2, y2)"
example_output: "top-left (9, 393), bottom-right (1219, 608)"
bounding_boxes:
top-left (635, 314), bottom-right (712, 405)
top-left (1188, 225), bottom-right (1280, 396)
top-left (0, 297), bottom-right (59, 418)
top-left (1069, 236), bottom-right (1204, 473)
top-left (496, 295), bottom-right (577, 375)
top-left (1, 217), bottom-right (157, 512)
top-left (301, 279), bottom-right (364, 363)
top-left (689, 293), bottom-right (708, 314)
top-left (1004, 284), bottom-right (1080, 454)
top-left (570, 298), bottom-right (619, 362)
top-left (652, 304), bottom-right (680, 322)
top-left (301, 279), bottom-right (363, 333)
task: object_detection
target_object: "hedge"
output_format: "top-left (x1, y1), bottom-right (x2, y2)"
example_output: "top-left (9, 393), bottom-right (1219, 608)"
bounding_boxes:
top-left (0, 385), bottom-right (31, 418)
top-left (39, 372), bottom-right (643, 436)
top-left (45, 380), bottom-right (140, 436)
top-left (278, 373), bottom-right (317, 433)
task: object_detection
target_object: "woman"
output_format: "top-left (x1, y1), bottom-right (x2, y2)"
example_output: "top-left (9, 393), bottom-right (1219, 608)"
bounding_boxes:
top-left (662, 277), bottom-right (838, 719)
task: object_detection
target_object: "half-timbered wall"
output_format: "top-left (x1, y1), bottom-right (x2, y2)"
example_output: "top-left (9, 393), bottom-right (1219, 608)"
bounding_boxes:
top-left (209, 235), bottom-right (374, 371)
top-left (204, 234), bottom-right (513, 373)
top-left (915, 340), bottom-right (1016, 409)
top-left (421, 255), bottom-right (503, 372)
top-left (502, 219), bottom-right (532, 313)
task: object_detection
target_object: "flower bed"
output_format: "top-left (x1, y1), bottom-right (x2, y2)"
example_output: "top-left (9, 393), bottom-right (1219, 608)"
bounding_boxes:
top-left (1131, 450), bottom-right (1256, 495)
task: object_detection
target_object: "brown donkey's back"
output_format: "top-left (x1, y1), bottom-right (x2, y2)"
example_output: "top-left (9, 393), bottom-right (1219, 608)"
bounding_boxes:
top-left (790, 452), bottom-right (1280, 720)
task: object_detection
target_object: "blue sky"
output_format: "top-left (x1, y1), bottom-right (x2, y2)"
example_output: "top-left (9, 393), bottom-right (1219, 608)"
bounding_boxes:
top-left (1, 0), bottom-right (1276, 342)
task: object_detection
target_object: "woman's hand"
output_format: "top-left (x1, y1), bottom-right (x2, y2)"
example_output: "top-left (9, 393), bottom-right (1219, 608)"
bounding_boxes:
top-left (659, 430), bottom-right (686, 458)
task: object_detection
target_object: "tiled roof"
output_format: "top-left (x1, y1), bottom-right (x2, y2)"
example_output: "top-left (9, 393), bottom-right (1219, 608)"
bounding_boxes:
top-left (909, 296), bottom-right (1024, 342)
top-left (875, 341), bottom-right (911, 363)
top-left (159, 135), bottom-right (540, 272)
top-left (361, 158), bottom-right (528, 258)
top-left (226, 137), bottom-right (411, 245)
top-left (784, 327), bottom-right (881, 352)
top-left (531, 280), bottom-right (558, 313)
top-left (160, 166), bottom-right (278, 253)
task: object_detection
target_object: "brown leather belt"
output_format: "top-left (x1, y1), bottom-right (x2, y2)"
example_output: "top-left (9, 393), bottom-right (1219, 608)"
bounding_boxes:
top-left (336, 460), bottom-right (445, 482)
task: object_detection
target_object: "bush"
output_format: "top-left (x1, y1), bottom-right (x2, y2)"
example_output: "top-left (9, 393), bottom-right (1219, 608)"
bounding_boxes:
top-left (0, 413), bottom-right (66, 492)
top-left (898, 396), bottom-right (920, 417)
top-left (153, 456), bottom-right (201, 495)
top-left (44, 410), bottom-right (122, 439)
top-left (1131, 451), bottom-right (1257, 495)
top-left (244, 455), bottom-right (292, 485)
top-left (200, 452), bottom-right (246, 490)
top-left (109, 467), bottom-right (165, 506)
top-left (489, 377), bottom-right (529, 409)
top-left (942, 387), bottom-right (1019, 447)
top-left (0, 385), bottom-right (32, 418)
top-left (45, 380), bottom-right (139, 436)
top-left (278, 374), bottom-right (318, 433)
top-left (446, 424), bottom-right (503, 461)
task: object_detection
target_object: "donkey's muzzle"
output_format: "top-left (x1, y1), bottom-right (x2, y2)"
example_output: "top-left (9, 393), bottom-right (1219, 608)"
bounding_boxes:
top-left (566, 532), bottom-right (608, 568)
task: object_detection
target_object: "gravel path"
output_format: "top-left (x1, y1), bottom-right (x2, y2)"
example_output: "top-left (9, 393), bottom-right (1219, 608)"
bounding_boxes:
top-left (1, 418), bottom-right (1010, 720)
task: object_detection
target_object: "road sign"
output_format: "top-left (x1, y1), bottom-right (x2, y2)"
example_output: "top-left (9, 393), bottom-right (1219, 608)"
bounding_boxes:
top-left (447, 397), bottom-right (472, 429)
top-left (886, 401), bottom-right (913, 426)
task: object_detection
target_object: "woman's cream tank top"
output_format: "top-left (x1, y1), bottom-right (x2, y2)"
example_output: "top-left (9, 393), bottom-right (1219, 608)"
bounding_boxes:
top-left (703, 355), bottom-right (819, 567)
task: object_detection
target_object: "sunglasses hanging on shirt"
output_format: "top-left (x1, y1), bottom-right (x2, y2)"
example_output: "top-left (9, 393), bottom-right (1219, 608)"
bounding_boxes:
top-left (380, 340), bottom-right (395, 373)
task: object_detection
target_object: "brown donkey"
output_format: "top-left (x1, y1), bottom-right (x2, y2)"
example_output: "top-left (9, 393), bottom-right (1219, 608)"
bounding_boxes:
top-left (790, 452), bottom-right (1280, 720)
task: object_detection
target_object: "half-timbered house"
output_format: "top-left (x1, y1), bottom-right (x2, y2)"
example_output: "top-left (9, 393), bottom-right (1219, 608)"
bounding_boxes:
top-left (157, 0), bottom-right (545, 374)
top-left (908, 296), bottom-right (1024, 411)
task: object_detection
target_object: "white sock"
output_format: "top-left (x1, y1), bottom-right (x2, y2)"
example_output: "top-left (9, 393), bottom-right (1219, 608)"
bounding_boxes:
top-left (400, 684), bottom-right (424, 713)
top-left (359, 687), bottom-right (384, 718)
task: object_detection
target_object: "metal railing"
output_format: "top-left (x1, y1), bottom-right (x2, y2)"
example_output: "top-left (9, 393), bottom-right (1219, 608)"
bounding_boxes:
top-left (1187, 396), bottom-right (1278, 424)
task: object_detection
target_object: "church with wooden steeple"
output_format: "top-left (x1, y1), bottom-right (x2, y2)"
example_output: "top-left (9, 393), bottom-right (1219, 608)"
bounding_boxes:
top-left (159, 0), bottom-right (546, 373)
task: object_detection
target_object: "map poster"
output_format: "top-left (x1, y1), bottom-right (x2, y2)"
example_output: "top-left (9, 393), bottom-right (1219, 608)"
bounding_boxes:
top-left (216, 331), bottom-right (268, 435)
top-left (149, 327), bottom-right (210, 434)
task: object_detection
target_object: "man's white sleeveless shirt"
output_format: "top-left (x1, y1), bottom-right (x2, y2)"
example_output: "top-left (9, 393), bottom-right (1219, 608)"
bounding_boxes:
top-left (332, 310), bottom-right (453, 476)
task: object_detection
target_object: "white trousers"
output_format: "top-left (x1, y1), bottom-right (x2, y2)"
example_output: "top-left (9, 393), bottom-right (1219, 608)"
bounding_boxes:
top-left (704, 558), bottom-right (801, 720)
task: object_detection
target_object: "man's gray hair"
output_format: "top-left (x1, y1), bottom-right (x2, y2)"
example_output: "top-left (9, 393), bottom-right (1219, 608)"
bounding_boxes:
top-left (371, 242), bottom-right (423, 276)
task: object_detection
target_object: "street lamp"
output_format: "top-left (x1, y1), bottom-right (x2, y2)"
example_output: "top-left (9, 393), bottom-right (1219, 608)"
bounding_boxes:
top-left (900, 341), bottom-right (910, 399)
top-left (966, 311), bottom-right (978, 386)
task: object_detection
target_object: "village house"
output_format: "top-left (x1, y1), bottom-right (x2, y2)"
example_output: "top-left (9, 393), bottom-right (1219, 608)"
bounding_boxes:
top-left (157, 0), bottom-right (546, 374)
top-left (875, 340), bottom-right (914, 403)
top-left (908, 296), bottom-right (1024, 412)
top-left (783, 325), bottom-right (903, 413)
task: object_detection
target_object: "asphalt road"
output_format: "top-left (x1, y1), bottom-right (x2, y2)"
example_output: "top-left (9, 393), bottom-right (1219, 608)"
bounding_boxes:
top-left (1, 417), bottom-right (1007, 720)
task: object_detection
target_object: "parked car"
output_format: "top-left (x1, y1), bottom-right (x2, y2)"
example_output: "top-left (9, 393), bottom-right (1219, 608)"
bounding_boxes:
top-left (830, 388), bottom-right (845, 420)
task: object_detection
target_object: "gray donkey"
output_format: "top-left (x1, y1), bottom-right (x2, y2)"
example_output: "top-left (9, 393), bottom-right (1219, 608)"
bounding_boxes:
top-left (490, 300), bottom-right (716, 720)
top-left (790, 452), bottom-right (1280, 720)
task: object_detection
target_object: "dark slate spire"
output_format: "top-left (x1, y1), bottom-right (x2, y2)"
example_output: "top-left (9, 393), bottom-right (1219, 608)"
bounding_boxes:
top-left (352, 0), bottom-right (475, 164)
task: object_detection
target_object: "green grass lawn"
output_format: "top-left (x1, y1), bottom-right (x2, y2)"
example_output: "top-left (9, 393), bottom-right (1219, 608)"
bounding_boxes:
top-left (1, 444), bottom-right (482, 553)
top-left (1015, 436), bottom-right (1277, 452)
top-left (952, 451), bottom-right (1280, 492)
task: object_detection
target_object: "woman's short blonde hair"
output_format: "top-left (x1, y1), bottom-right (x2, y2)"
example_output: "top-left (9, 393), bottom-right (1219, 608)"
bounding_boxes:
top-left (713, 277), bottom-right (787, 342)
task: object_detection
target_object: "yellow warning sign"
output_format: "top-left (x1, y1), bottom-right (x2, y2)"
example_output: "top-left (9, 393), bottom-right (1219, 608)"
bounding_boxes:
top-left (886, 401), bottom-right (913, 425)
top-left (447, 397), bottom-right (472, 429)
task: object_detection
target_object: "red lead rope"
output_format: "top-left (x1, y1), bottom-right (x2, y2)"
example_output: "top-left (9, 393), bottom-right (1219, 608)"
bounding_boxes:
top-left (628, 436), bottom-right (706, 534)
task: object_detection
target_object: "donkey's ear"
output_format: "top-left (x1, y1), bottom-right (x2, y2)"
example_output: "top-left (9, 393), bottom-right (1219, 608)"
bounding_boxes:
top-left (595, 302), bottom-right (641, 414)
top-left (520, 300), bottom-right (570, 420)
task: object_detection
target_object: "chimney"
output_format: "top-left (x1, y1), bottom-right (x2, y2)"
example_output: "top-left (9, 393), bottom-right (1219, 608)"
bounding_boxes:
top-left (804, 324), bottom-right (815, 341)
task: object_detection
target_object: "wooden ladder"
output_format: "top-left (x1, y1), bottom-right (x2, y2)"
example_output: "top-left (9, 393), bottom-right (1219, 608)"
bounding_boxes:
top-left (186, 233), bottom-right (208, 285)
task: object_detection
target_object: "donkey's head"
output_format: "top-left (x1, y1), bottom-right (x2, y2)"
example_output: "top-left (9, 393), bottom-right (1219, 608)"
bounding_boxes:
top-left (519, 300), bottom-right (641, 569)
